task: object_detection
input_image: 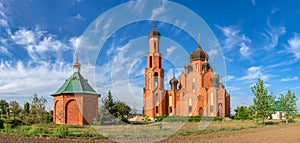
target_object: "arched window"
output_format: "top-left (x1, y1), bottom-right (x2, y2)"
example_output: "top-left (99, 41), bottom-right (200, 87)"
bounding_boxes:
top-left (196, 64), bottom-right (199, 71)
top-left (218, 103), bottom-right (222, 117)
top-left (199, 107), bottom-right (203, 116)
top-left (154, 41), bottom-right (156, 51)
top-left (154, 72), bottom-right (158, 86)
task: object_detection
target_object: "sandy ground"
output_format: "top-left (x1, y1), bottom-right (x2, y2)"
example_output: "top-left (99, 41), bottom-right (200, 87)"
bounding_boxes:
top-left (162, 122), bottom-right (300, 143)
top-left (1, 122), bottom-right (300, 143)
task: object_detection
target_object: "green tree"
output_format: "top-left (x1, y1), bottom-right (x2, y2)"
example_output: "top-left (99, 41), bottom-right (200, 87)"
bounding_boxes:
top-left (0, 99), bottom-right (9, 118)
top-left (234, 106), bottom-right (251, 120)
top-left (251, 78), bottom-right (275, 123)
top-left (24, 102), bottom-right (30, 114)
top-left (104, 90), bottom-right (114, 113)
top-left (99, 90), bottom-right (115, 124)
top-left (9, 101), bottom-right (21, 120)
top-left (280, 90), bottom-right (297, 124)
top-left (112, 102), bottom-right (131, 122)
top-left (30, 93), bottom-right (47, 125)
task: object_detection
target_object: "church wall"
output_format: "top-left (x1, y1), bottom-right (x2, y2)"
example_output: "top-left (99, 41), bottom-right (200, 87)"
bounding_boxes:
top-left (53, 94), bottom-right (98, 125)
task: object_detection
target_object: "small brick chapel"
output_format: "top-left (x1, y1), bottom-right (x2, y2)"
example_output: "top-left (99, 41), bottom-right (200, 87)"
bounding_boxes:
top-left (51, 53), bottom-right (100, 125)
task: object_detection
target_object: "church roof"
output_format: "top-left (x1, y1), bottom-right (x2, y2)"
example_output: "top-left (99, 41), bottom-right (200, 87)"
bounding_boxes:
top-left (275, 101), bottom-right (284, 111)
top-left (51, 72), bottom-right (99, 96)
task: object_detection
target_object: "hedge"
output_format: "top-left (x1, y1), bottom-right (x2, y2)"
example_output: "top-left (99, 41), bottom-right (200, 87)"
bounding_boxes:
top-left (155, 116), bottom-right (223, 122)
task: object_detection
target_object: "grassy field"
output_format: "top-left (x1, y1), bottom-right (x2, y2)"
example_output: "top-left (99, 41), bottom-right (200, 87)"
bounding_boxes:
top-left (0, 118), bottom-right (299, 143)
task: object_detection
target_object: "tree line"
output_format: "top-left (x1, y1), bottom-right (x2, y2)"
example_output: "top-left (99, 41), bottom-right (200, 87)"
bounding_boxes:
top-left (0, 93), bottom-right (52, 126)
top-left (234, 78), bottom-right (298, 124)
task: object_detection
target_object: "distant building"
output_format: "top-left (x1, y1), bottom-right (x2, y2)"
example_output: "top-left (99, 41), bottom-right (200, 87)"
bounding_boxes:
top-left (51, 53), bottom-right (100, 125)
top-left (143, 26), bottom-right (230, 119)
top-left (272, 100), bottom-right (285, 120)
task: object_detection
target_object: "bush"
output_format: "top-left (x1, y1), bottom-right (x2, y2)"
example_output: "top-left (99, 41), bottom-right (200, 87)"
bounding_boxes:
top-left (53, 125), bottom-right (69, 138)
top-left (0, 119), bottom-right (3, 129)
top-left (3, 123), bottom-right (11, 133)
top-left (19, 126), bottom-right (31, 134)
top-left (28, 126), bottom-right (43, 135)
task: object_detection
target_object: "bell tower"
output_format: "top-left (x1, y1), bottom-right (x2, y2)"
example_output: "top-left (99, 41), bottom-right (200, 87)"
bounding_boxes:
top-left (143, 23), bottom-right (166, 118)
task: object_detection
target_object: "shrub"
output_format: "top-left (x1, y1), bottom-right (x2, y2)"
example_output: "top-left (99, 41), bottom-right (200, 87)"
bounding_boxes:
top-left (0, 119), bottom-right (3, 129)
top-left (20, 126), bottom-right (31, 134)
top-left (53, 125), bottom-right (69, 138)
top-left (3, 123), bottom-right (11, 133)
top-left (28, 126), bottom-right (43, 135)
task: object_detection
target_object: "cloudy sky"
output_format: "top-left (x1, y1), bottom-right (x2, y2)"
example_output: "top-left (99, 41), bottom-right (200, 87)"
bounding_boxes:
top-left (0, 0), bottom-right (299, 112)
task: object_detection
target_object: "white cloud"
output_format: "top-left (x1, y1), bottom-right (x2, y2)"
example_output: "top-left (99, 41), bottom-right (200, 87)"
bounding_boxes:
top-left (69, 13), bottom-right (85, 21)
top-left (216, 25), bottom-right (251, 55)
top-left (127, 0), bottom-right (147, 13)
top-left (150, 0), bottom-right (167, 19)
top-left (223, 75), bottom-right (235, 82)
top-left (271, 7), bottom-right (280, 14)
top-left (69, 36), bottom-right (82, 50)
top-left (262, 20), bottom-right (286, 50)
top-left (208, 49), bottom-right (219, 57)
top-left (239, 42), bottom-right (251, 59)
top-left (0, 46), bottom-right (9, 55)
top-left (7, 27), bottom-right (72, 61)
top-left (0, 19), bottom-right (8, 27)
top-left (0, 60), bottom-right (71, 96)
top-left (281, 76), bottom-right (298, 82)
top-left (9, 28), bottom-right (44, 45)
top-left (287, 33), bottom-right (300, 60)
top-left (0, 2), bottom-right (8, 27)
top-left (166, 46), bottom-right (176, 58)
top-left (239, 66), bottom-right (268, 81)
top-left (226, 85), bottom-right (241, 92)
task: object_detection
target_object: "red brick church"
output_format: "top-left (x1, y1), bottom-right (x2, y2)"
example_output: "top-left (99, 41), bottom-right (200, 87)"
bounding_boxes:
top-left (143, 26), bottom-right (230, 119)
top-left (51, 53), bottom-right (99, 125)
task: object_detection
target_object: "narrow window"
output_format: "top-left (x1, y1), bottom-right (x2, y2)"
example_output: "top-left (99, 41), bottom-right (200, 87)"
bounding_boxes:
top-left (210, 105), bottom-right (214, 113)
top-left (156, 106), bottom-right (159, 113)
top-left (188, 98), bottom-right (192, 114)
top-left (149, 56), bottom-right (152, 68)
top-left (192, 78), bottom-right (196, 92)
top-left (196, 64), bottom-right (199, 71)
top-left (154, 72), bottom-right (158, 86)
top-left (156, 93), bottom-right (159, 105)
top-left (154, 41), bottom-right (156, 51)
top-left (159, 57), bottom-right (162, 68)
top-left (148, 73), bottom-right (151, 88)
top-left (170, 106), bottom-right (172, 113)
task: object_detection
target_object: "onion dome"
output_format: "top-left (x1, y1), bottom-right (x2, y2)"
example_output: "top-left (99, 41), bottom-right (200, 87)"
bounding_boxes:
top-left (211, 72), bottom-right (220, 89)
top-left (190, 44), bottom-right (209, 61)
top-left (184, 58), bottom-right (191, 71)
top-left (148, 22), bottom-right (161, 39)
top-left (190, 33), bottom-right (209, 61)
top-left (169, 70), bottom-right (178, 90)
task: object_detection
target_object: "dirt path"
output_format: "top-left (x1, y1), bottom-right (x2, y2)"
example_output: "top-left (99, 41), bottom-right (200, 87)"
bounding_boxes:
top-left (162, 123), bottom-right (300, 143)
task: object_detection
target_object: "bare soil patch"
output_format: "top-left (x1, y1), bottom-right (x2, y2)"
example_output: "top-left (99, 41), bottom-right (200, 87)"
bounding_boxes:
top-left (162, 122), bottom-right (300, 143)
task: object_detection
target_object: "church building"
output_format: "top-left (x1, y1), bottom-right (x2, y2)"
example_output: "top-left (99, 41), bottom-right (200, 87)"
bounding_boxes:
top-left (51, 53), bottom-right (100, 125)
top-left (143, 26), bottom-right (230, 119)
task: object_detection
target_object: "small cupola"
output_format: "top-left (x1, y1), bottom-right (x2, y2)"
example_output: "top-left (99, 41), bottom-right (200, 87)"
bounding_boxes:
top-left (169, 70), bottom-right (178, 90)
top-left (73, 52), bottom-right (81, 73)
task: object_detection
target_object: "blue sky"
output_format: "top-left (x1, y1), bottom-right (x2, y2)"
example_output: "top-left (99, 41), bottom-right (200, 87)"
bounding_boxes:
top-left (0, 0), bottom-right (299, 112)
